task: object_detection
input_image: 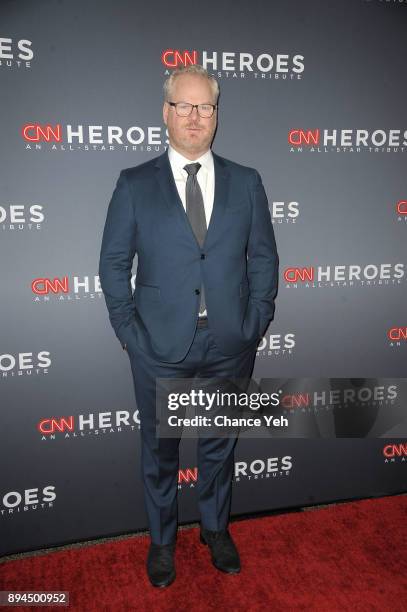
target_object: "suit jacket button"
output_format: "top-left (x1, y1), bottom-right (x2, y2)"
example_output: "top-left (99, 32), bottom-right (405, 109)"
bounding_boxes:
top-left (200, 254), bottom-right (205, 259)
top-left (195, 289), bottom-right (200, 295)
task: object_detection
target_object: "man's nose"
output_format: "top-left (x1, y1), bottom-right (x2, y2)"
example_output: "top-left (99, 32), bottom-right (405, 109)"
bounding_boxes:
top-left (190, 106), bottom-right (200, 118)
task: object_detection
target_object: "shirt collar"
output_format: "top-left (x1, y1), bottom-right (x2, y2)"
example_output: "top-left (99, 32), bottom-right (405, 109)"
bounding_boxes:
top-left (168, 144), bottom-right (213, 177)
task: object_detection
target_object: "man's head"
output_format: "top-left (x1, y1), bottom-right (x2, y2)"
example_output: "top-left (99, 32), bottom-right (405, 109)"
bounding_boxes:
top-left (163, 65), bottom-right (219, 160)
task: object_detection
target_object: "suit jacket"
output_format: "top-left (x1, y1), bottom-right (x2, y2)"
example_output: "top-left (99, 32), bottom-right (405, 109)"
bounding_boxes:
top-left (98, 149), bottom-right (279, 363)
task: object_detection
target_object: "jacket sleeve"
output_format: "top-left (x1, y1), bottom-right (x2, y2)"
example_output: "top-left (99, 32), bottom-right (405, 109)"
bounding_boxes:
top-left (98, 170), bottom-right (137, 349)
top-left (247, 169), bottom-right (279, 334)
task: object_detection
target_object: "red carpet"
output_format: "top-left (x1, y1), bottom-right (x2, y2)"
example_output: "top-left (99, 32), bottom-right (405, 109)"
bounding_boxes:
top-left (1, 495), bottom-right (406, 611)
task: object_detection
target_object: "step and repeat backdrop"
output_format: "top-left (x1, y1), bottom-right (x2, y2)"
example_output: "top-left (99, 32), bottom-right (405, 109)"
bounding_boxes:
top-left (1, 0), bottom-right (406, 556)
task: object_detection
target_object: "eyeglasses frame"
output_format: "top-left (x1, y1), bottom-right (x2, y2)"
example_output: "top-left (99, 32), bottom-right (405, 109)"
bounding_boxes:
top-left (167, 101), bottom-right (218, 118)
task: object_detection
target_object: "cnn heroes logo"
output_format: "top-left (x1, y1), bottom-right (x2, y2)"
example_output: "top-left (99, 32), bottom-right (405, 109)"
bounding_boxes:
top-left (387, 326), bottom-right (407, 348)
top-left (257, 332), bottom-right (296, 358)
top-left (0, 351), bottom-right (51, 379)
top-left (234, 456), bottom-right (292, 481)
top-left (288, 128), bottom-right (407, 153)
top-left (22, 123), bottom-right (168, 153)
top-left (1, 485), bottom-right (55, 517)
top-left (270, 201), bottom-right (300, 224)
top-left (32, 274), bottom-right (105, 302)
top-left (0, 37), bottom-right (33, 68)
top-left (31, 272), bottom-right (134, 303)
top-left (177, 456), bottom-right (293, 490)
top-left (284, 262), bottom-right (405, 288)
top-left (382, 443), bottom-right (407, 464)
top-left (278, 384), bottom-right (398, 414)
top-left (397, 200), bottom-right (407, 222)
top-left (38, 409), bottom-right (141, 441)
top-left (162, 49), bottom-right (304, 80)
top-left (0, 204), bottom-right (44, 231)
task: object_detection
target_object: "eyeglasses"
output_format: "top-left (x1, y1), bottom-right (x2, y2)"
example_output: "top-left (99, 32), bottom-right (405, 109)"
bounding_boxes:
top-left (167, 101), bottom-right (217, 118)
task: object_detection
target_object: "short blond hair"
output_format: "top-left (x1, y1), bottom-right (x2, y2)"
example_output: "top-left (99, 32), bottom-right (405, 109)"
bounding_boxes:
top-left (163, 64), bottom-right (219, 103)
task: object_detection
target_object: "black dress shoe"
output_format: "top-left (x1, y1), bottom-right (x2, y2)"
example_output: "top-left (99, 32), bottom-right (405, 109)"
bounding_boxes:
top-left (146, 541), bottom-right (176, 587)
top-left (200, 527), bottom-right (240, 574)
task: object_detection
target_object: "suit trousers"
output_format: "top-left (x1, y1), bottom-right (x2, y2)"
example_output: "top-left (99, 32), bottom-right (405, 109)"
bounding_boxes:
top-left (127, 318), bottom-right (258, 545)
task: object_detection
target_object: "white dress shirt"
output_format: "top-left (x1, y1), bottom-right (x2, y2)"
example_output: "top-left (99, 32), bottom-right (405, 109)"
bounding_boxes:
top-left (167, 144), bottom-right (215, 227)
top-left (167, 144), bottom-right (214, 317)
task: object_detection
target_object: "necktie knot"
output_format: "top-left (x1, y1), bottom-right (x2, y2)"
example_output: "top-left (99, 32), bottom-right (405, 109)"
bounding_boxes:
top-left (183, 162), bottom-right (201, 176)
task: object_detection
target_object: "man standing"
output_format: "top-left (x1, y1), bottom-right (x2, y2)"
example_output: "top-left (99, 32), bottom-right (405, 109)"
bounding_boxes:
top-left (99, 65), bottom-right (279, 587)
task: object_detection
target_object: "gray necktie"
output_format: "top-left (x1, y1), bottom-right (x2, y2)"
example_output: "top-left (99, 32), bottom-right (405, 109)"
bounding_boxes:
top-left (184, 162), bottom-right (207, 315)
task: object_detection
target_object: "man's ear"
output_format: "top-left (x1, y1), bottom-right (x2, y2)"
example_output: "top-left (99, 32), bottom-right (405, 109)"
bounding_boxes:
top-left (162, 102), bottom-right (168, 125)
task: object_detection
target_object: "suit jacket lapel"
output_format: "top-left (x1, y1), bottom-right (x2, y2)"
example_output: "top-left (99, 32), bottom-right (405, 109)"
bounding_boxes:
top-left (208, 151), bottom-right (229, 249)
top-left (154, 148), bottom-right (230, 251)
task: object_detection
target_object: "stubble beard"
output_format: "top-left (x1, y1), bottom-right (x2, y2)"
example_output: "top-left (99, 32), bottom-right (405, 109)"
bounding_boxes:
top-left (171, 127), bottom-right (214, 157)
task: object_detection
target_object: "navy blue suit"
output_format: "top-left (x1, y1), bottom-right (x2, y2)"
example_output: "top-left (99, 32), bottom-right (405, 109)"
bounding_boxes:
top-left (99, 149), bottom-right (279, 544)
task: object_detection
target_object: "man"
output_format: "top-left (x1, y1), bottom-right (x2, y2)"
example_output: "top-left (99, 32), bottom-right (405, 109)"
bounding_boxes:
top-left (99, 65), bottom-right (279, 587)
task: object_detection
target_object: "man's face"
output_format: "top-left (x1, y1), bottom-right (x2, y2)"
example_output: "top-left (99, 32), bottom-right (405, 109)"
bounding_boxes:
top-left (163, 74), bottom-right (217, 159)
